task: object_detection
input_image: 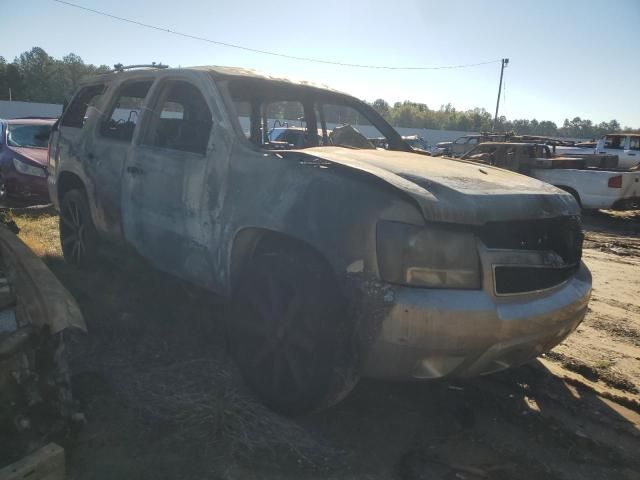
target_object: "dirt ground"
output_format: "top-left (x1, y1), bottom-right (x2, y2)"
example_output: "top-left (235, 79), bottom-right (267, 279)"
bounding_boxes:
top-left (7, 207), bottom-right (640, 480)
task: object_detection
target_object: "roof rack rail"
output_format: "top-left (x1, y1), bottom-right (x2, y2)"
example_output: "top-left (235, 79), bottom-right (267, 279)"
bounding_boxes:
top-left (109, 63), bottom-right (169, 73)
top-left (11, 116), bottom-right (59, 120)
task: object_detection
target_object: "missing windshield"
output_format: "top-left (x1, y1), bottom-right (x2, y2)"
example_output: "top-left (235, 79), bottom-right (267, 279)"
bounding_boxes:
top-left (226, 79), bottom-right (382, 150)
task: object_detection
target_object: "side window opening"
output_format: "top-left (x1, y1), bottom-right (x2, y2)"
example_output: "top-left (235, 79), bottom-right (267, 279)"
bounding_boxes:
top-left (143, 80), bottom-right (213, 155)
top-left (263, 101), bottom-right (307, 148)
top-left (101, 80), bottom-right (153, 142)
top-left (604, 135), bottom-right (625, 150)
top-left (61, 84), bottom-right (106, 128)
top-left (319, 103), bottom-right (378, 149)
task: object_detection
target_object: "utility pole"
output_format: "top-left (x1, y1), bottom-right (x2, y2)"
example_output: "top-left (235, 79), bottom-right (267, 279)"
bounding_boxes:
top-left (493, 58), bottom-right (509, 132)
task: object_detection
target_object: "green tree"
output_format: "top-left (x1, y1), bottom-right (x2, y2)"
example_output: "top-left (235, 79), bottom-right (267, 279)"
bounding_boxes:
top-left (15, 47), bottom-right (61, 102)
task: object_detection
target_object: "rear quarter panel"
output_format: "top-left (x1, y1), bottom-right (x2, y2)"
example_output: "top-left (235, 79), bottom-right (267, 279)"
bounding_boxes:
top-left (531, 168), bottom-right (639, 209)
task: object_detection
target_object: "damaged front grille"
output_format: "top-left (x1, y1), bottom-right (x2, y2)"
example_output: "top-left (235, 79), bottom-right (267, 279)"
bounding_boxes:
top-left (494, 264), bottom-right (579, 295)
top-left (478, 216), bottom-right (583, 295)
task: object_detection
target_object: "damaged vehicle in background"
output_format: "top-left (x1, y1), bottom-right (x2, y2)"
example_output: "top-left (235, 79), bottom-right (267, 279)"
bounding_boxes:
top-left (402, 135), bottom-right (430, 153)
top-left (434, 133), bottom-right (507, 157)
top-left (461, 142), bottom-right (640, 210)
top-left (0, 118), bottom-right (55, 205)
top-left (595, 133), bottom-right (640, 169)
top-left (47, 65), bottom-right (591, 413)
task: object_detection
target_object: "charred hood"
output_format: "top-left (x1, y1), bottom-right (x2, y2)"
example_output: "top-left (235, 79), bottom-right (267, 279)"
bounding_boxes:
top-left (293, 147), bottom-right (579, 225)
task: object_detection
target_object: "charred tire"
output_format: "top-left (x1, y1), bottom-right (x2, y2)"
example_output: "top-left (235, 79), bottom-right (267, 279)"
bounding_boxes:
top-left (59, 189), bottom-right (98, 267)
top-left (227, 243), bottom-right (358, 414)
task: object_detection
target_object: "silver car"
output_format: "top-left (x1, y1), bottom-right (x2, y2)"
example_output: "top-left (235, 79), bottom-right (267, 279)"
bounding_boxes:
top-left (48, 65), bottom-right (591, 413)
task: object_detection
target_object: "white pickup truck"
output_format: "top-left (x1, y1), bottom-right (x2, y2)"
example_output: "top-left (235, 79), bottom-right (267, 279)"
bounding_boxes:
top-left (462, 142), bottom-right (640, 210)
top-left (595, 133), bottom-right (640, 169)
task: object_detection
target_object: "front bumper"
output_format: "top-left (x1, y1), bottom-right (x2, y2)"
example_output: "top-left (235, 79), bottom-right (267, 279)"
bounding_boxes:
top-left (0, 167), bottom-right (50, 203)
top-left (361, 262), bottom-right (591, 380)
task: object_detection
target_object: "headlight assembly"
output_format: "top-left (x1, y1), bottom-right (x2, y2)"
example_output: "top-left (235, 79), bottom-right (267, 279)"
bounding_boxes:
top-left (13, 157), bottom-right (46, 178)
top-left (377, 221), bottom-right (481, 289)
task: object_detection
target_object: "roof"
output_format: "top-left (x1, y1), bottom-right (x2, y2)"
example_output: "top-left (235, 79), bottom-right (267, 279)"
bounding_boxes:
top-left (83, 65), bottom-right (345, 94)
top-left (606, 132), bottom-right (640, 137)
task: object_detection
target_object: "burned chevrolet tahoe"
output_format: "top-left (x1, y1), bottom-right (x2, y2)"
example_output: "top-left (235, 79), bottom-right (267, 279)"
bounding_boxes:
top-left (47, 66), bottom-right (592, 412)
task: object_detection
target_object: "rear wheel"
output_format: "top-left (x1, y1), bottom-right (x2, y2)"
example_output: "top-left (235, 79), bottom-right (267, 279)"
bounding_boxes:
top-left (59, 189), bottom-right (98, 267)
top-left (227, 242), bottom-right (358, 414)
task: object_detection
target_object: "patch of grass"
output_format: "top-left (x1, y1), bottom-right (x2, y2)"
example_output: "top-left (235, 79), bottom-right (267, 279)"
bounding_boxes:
top-left (593, 359), bottom-right (614, 370)
top-left (12, 211), bottom-right (61, 258)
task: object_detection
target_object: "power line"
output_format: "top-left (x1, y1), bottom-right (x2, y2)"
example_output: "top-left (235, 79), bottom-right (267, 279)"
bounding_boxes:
top-left (52, 0), bottom-right (502, 71)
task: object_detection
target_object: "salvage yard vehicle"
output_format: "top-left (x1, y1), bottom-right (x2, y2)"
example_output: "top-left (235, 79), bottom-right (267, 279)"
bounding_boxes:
top-left (47, 65), bottom-right (592, 413)
top-left (434, 133), bottom-right (507, 157)
top-left (462, 142), bottom-right (640, 210)
top-left (595, 133), bottom-right (640, 169)
top-left (402, 135), bottom-right (430, 152)
top-left (0, 118), bottom-right (55, 204)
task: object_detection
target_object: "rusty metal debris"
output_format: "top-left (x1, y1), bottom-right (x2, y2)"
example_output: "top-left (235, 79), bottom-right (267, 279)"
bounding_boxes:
top-left (0, 224), bottom-right (85, 465)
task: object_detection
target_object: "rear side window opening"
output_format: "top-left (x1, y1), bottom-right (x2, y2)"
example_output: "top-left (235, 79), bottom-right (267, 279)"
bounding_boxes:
top-left (61, 84), bottom-right (106, 128)
top-left (142, 80), bottom-right (213, 155)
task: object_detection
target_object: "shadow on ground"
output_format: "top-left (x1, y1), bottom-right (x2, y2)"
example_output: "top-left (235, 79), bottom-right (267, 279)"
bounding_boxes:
top-left (11, 208), bottom-right (640, 480)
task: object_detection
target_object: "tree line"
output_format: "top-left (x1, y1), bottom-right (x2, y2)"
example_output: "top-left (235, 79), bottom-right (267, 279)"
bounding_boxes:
top-left (1, 47), bottom-right (636, 138)
top-left (0, 47), bottom-right (109, 104)
top-left (369, 99), bottom-right (637, 139)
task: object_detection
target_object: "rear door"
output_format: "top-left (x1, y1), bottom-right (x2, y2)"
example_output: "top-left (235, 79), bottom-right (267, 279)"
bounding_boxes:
top-left (122, 74), bottom-right (220, 287)
top-left (85, 79), bottom-right (154, 240)
top-left (52, 83), bottom-right (107, 213)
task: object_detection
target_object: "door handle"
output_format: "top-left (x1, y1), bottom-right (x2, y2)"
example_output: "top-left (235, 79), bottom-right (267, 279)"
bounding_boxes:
top-left (126, 166), bottom-right (144, 175)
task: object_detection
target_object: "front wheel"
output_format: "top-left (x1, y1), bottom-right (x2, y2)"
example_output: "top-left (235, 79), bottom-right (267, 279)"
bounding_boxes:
top-left (227, 243), bottom-right (359, 414)
top-left (59, 189), bottom-right (98, 267)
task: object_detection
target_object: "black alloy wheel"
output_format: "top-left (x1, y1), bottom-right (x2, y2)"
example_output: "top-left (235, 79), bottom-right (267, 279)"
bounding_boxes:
top-left (228, 244), bottom-right (358, 414)
top-left (59, 189), bottom-right (98, 266)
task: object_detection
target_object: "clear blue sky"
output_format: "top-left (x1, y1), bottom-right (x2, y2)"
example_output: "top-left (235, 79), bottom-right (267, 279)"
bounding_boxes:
top-left (3, 0), bottom-right (639, 127)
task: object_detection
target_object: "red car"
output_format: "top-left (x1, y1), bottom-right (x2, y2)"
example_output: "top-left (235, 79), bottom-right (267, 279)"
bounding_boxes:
top-left (0, 118), bottom-right (55, 204)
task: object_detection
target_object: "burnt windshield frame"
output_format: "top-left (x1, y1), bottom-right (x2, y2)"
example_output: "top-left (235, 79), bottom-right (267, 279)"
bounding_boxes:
top-left (216, 76), bottom-right (411, 152)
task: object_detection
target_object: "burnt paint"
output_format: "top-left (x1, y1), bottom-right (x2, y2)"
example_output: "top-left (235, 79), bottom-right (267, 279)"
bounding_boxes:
top-left (52, 67), bottom-right (578, 301)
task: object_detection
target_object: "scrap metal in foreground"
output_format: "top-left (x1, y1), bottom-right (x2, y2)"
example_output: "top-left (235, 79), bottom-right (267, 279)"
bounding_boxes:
top-left (0, 224), bottom-right (85, 466)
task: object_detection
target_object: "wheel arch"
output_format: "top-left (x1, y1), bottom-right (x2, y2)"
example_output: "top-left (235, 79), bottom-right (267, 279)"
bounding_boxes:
top-left (57, 171), bottom-right (87, 202)
top-left (555, 185), bottom-right (582, 208)
top-left (229, 227), bottom-right (338, 294)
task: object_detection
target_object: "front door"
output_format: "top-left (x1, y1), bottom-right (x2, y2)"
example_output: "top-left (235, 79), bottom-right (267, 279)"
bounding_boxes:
top-left (450, 137), bottom-right (464, 156)
top-left (122, 76), bottom-right (220, 288)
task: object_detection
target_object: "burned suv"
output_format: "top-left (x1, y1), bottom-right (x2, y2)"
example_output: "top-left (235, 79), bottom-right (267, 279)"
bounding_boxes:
top-left (48, 66), bottom-right (591, 412)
